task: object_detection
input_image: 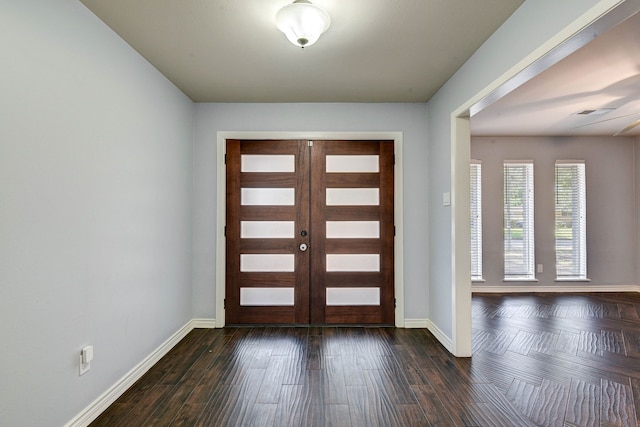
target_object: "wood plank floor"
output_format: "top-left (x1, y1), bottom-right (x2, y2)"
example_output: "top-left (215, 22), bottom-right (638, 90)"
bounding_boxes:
top-left (90, 293), bottom-right (640, 426)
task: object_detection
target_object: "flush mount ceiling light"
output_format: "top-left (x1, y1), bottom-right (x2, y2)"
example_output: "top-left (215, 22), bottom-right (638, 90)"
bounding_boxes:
top-left (276, 0), bottom-right (331, 48)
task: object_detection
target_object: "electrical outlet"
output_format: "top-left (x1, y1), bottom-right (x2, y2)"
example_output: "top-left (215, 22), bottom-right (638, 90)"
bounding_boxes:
top-left (537, 264), bottom-right (543, 273)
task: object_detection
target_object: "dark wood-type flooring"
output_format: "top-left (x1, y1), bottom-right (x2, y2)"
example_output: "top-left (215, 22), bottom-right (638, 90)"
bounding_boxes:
top-left (91, 293), bottom-right (640, 426)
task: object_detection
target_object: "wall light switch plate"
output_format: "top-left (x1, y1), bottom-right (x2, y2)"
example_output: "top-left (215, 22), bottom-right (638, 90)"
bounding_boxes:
top-left (443, 192), bottom-right (451, 207)
top-left (79, 345), bottom-right (93, 375)
top-left (79, 354), bottom-right (90, 375)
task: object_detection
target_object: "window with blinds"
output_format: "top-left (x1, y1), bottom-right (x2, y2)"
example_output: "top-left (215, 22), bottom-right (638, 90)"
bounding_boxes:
top-left (504, 162), bottom-right (535, 280)
top-left (555, 161), bottom-right (587, 280)
top-left (470, 162), bottom-right (483, 281)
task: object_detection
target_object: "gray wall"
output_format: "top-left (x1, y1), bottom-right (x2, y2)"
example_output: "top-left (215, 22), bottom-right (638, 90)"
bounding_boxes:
top-left (472, 136), bottom-right (637, 288)
top-left (0, 1), bottom-right (194, 426)
top-left (192, 103), bottom-right (430, 321)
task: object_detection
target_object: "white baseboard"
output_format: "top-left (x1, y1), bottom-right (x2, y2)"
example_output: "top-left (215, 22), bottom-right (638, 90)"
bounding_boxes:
top-left (403, 319), bottom-right (430, 328)
top-left (192, 318), bottom-right (217, 328)
top-left (403, 318), bottom-right (455, 355)
top-left (472, 284), bottom-right (640, 293)
top-left (424, 319), bottom-right (454, 355)
top-left (65, 318), bottom-right (215, 427)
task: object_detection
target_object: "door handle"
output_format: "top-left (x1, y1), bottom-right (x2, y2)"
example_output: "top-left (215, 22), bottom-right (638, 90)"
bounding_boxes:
top-left (299, 243), bottom-right (308, 252)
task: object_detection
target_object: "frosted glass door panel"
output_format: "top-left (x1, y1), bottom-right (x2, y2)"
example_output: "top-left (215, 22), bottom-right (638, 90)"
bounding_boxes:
top-left (241, 221), bottom-right (295, 238)
top-left (241, 155), bottom-right (295, 172)
top-left (240, 288), bottom-right (295, 306)
top-left (326, 221), bottom-right (380, 238)
top-left (326, 254), bottom-right (380, 272)
top-left (326, 288), bottom-right (380, 306)
top-left (326, 155), bottom-right (379, 173)
top-left (326, 188), bottom-right (379, 206)
top-left (241, 188), bottom-right (295, 206)
top-left (240, 254), bottom-right (295, 272)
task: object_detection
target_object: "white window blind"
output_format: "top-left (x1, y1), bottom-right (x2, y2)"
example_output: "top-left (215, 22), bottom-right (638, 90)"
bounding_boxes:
top-left (504, 162), bottom-right (535, 280)
top-left (470, 162), bottom-right (483, 281)
top-left (555, 162), bottom-right (587, 279)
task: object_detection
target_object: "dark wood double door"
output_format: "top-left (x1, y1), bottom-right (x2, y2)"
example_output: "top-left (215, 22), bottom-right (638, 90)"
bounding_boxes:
top-left (225, 139), bottom-right (394, 325)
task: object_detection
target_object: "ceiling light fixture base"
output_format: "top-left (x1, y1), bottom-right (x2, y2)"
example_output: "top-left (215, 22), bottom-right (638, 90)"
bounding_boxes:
top-left (276, 0), bottom-right (331, 49)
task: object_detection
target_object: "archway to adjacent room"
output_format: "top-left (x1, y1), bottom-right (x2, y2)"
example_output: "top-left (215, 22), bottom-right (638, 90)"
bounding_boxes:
top-left (451, 0), bottom-right (640, 356)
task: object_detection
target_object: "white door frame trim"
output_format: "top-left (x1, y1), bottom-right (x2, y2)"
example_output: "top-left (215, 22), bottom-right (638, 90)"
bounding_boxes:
top-left (215, 131), bottom-right (404, 327)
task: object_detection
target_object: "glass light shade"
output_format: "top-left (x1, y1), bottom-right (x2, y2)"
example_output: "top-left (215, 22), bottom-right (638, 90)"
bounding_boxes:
top-left (276, 0), bottom-right (331, 48)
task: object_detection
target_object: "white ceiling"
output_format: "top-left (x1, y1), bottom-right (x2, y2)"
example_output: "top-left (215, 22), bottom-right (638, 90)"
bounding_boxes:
top-left (471, 10), bottom-right (640, 137)
top-left (79, 0), bottom-right (523, 103)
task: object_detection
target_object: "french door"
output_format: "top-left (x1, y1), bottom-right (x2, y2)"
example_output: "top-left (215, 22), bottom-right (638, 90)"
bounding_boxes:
top-left (225, 139), bottom-right (394, 325)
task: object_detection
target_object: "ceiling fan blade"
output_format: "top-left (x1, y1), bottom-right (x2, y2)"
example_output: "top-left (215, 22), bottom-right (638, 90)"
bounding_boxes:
top-left (614, 118), bottom-right (640, 136)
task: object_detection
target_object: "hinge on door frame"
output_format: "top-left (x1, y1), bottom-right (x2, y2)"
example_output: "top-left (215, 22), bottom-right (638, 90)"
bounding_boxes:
top-left (393, 154), bottom-right (396, 165)
top-left (308, 140), bottom-right (313, 147)
top-left (224, 226), bottom-right (226, 237)
top-left (394, 298), bottom-right (397, 308)
top-left (224, 153), bottom-right (227, 164)
top-left (394, 226), bottom-right (396, 237)
top-left (224, 299), bottom-right (226, 309)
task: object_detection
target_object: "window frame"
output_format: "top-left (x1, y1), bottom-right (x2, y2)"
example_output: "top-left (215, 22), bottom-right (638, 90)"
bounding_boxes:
top-left (470, 160), bottom-right (483, 281)
top-left (554, 160), bottom-right (588, 281)
top-left (503, 161), bottom-right (536, 281)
